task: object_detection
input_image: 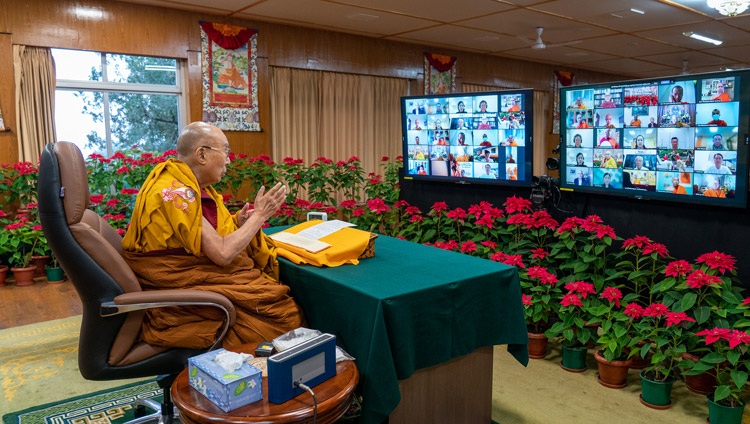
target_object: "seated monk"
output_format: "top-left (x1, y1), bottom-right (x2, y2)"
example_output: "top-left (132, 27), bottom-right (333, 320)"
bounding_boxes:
top-left (122, 121), bottom-right (304, 349)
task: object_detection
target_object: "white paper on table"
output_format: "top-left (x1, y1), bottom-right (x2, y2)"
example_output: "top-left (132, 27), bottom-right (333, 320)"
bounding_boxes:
top-left (269, 232), bottom-right (331, 253)
top-left (295, 219), bottom-right (356, 240)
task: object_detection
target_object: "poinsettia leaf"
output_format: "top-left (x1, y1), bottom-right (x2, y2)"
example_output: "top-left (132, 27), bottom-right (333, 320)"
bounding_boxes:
top-left (703, 352), bottom-right (725, 364)
top-left (614, 325), bottom-right (627, 338)
top-left (730, 370), bottom-right (748, 389)
top-left (713, 385), bottom-right (731, 402)
top-left (693, 306), bottom-right (711, 324)
top-left (678, 292), bottom-right (697, 312)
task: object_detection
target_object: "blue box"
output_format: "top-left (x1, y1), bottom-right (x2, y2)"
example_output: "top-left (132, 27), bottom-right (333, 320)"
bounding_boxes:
top-left (188, 349), bottom-right (263, 412)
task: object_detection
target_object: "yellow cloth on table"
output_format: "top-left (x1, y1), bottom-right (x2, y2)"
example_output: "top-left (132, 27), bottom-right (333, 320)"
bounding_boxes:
top-left (274, 220), bottom-right (372, 267)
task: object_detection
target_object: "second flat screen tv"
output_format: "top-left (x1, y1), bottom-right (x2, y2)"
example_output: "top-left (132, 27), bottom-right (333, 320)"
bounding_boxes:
top-left (401, 89), bottom-right (534, 187)
top-left (559, 70), bottom-right (749, 208)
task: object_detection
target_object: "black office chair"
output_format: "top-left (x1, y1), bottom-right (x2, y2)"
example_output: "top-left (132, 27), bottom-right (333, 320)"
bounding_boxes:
top-left (38, 141), bottom-right (236, 423)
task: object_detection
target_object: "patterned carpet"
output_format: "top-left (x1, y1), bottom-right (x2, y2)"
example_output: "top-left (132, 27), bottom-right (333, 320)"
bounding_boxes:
top-left (2, 318), bottom-right (748, 423)
top-left (0, 316), bottom-right (147, 416)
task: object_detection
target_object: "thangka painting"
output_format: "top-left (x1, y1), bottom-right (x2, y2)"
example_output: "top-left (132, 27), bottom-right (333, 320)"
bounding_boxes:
top-left (200, 21), bottom-right (260, 132)
top-left (424, 52), bottom-right (457, 95)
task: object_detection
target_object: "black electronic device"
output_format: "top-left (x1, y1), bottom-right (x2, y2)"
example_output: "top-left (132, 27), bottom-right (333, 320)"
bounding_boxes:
top-left (400, 89), bottom-right (534, 187)
top-left (559, 70), bottom-right (749, 208)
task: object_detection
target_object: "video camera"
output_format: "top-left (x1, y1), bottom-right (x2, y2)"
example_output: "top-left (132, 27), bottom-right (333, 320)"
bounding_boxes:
top-left (530, 175), bottom-right (559, 211)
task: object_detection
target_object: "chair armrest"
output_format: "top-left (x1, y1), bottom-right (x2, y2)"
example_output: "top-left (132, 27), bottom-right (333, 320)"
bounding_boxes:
top-left (102, 290), bottom-right (237, 350)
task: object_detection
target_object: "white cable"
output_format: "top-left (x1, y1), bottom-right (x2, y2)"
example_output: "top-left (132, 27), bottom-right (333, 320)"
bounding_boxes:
top-left (295, 382), bottom-right (318, 424)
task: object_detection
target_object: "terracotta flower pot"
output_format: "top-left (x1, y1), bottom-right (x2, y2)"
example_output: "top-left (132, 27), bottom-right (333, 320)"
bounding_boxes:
top-left (682, 352), bottom-right (717, 395)
top-left (11, 266), bottom-right (37, 286)
top-left (30, 255), bottom-right (50, 277)
top-left (527, 332), bottom-right (549, 359)
top-left (0, 265), bottom-right (8, 286)
top-left (594, 350), bottom-right (632, 389)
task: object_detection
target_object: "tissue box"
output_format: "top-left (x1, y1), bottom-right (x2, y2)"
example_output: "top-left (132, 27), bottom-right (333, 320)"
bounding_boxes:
top-left (188, 349), bottom-right (263, 412)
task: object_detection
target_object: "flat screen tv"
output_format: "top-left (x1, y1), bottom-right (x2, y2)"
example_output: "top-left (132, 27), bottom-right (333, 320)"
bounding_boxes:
top-left (559, 70), bottom-right (749, 208)
top-left (400, 89), bottom-right (534, 187)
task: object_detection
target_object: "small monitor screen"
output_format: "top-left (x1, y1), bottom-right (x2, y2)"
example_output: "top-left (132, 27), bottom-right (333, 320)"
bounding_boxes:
top-left (401, 89), bottom-right (533, 186)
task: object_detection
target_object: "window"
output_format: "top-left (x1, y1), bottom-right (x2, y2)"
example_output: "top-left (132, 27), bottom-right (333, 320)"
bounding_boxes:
top-left (52, 48), bottom-right (186, 157)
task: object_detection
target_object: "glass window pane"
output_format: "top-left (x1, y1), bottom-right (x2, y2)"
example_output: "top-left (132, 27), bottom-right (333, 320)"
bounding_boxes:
top-left (108, 93), bottom-right (179, 152)
top-left (51, 49), bottom-right (102, 81)
top-left (106, 54), bottom-right (177, 85)
top-left (55, 90), bottom-right (107, 157)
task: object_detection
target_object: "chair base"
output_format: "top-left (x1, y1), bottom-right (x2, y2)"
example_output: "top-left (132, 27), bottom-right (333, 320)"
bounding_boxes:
top-left (127, 397), bottom-right (181, 424)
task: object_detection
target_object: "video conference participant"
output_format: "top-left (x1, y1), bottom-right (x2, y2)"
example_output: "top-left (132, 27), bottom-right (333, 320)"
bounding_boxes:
top-left (567, 130), bottom-right (593, 148)
top-left (712, 81), bottom-right (732, 102)
top-left (661, 82), bottom-right (696, 104)
top-left (477, 163), bottom-right (497, 179)
top-left (705, 152), bottom-right (733, 175)
top-left (122, 122), bottom-right (304, 349)
top-left (454, 131), bottom-right (469, 146)
top-left (599, 150), bottom-right (618, 169)
top-left (670, 176), bottom-right (687, 194)
top-left (702, 175), bottom-right (726, 198)
top-left (478, 132), bottom-right (493, 147)
top-left (708, 134), bottom-right (725, 150)
top-left (706, 109), bottom-right (728, 126)
top-left (597, 129), bottom-right (620, 148)
top-left (599, 92), bottom-right (617, 108)
top-left (593, 168), bottom-right (620, 188)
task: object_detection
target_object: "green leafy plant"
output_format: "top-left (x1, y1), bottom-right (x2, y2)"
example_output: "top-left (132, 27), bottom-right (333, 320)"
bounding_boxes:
top-left (0, 214), bottom-right (46, 268)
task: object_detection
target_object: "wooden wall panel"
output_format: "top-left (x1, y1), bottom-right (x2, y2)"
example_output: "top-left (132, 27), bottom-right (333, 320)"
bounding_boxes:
top-left (0, 34), bottom-right (18, 165)
top-left (0, 0), bottom-right (623, 164)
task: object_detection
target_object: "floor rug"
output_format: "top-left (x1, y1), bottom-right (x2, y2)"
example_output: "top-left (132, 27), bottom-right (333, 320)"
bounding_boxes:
top-left (2, 381), bottom-right (159, 424)
top-left (0, 316), bottom-right (147, 414)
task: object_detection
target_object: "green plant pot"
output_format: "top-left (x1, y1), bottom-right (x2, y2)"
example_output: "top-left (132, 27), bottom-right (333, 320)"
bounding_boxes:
top-left (45, 266), bottom-right (66, 283)
top-left (640, 371), bottom-right (674, 409)
top-left (560, 345), bottom-right (587, 372)
top-left (707, 393), bottom-right (745, 424)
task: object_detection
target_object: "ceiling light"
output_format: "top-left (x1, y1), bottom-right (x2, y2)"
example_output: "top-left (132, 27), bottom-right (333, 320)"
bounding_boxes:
top-left (706, 0), bottom-right (750, 16)
top-left (682, 32), bottom-right (723, 46)
top-left (630, 8), bottom-right (645, 14)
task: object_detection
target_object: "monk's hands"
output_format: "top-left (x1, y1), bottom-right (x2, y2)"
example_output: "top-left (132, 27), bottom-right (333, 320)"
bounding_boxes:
top-left (248, 182), bottom-right (287, 223)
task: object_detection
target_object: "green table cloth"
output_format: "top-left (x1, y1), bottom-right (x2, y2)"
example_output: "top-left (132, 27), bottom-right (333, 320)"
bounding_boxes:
top-left (269, 229), bottom-right (529, 424)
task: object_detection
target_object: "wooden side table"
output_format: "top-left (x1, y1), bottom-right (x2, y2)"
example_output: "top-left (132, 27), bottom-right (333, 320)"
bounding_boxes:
top-left (172, 343), bottom-right (358, 424)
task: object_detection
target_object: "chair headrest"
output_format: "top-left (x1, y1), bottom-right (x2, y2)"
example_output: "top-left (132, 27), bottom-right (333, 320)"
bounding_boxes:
top-left (54, 142), bottom-right (89, 225)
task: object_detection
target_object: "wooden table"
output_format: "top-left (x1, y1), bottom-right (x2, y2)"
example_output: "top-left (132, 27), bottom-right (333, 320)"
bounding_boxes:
top-left (171, 343), bottom-right (359, 424)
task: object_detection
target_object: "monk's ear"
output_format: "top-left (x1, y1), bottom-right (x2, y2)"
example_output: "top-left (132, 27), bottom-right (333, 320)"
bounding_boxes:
top-left (194, 146), bottom-right (209, 165)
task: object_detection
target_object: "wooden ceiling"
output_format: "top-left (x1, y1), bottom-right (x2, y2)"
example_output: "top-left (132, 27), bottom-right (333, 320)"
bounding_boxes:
top-left (116, 0), bottom-right (750, 78)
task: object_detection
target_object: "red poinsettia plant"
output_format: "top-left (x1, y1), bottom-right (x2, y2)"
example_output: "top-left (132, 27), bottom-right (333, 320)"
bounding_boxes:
top-left (520, 265), bottom-right (562, 333)
top-left (589, 287), bottom-right (644, 362)
top-left (631, 302), bottom-right (696, 382)
top-left (686, 327), bottom-right (750, 407)
top-left (545, 280), bottom-right (600, 348)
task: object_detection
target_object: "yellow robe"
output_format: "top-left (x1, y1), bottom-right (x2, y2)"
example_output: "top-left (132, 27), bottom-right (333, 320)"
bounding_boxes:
top-left (122, 159), bottom-right (303, 349)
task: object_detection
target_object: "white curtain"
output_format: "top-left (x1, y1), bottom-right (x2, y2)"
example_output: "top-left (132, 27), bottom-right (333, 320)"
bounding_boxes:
top-left (13, 45), bottom-right (57, 162)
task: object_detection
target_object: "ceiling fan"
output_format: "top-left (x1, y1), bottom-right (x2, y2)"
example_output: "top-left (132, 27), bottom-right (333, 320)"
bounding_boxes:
top-left (518, 27), bottom-right (582, 50)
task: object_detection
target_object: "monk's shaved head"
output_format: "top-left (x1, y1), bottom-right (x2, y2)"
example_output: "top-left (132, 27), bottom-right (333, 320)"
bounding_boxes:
top-left (176, 122), bottom-right (223, 159)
